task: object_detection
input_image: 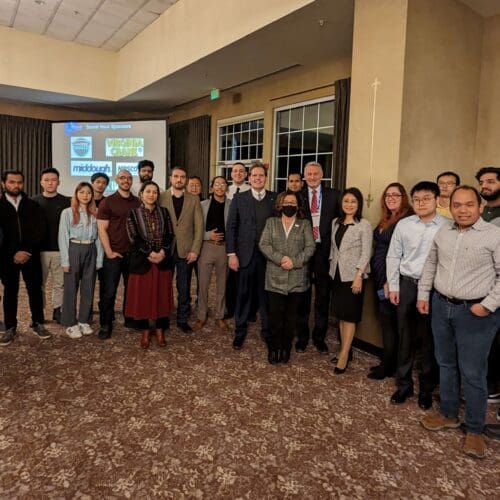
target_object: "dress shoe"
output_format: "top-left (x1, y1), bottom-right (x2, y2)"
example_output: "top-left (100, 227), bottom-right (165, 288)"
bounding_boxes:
top-left (390, 388), bottom-right (414, 404)
top-left (215, 319), bottom-right (229, 331)
top-left (281, 349), bottom-right (291, 364)
top-left (295, 340), bottom-right (308, 352)
top-left (334, 357), bottom-right (350, 375)
top-left (418, 392), bottom-right (433, 410)
top-left (268, 349), bottom-right (279, 364)
top-left (232, 336), bottom-right (245, 350)
top-left (367, 366), bottom-right (388, 380)
top-left (331, 349), bottom-right (354, 364)
top-left (192, 320), bottom-right (206, 332)
top-left (155, 328), bottom-right (166, 347)
top-left (98, 326), bottom-right (112, 340)
top-left (140, 330), bottom-right (151, 349)
top-left (178, 322), bottom-right (193, 333)
top-left (52, 307), bottom-right (61, 324)
top-left (313, 339), bottom-right (329, 354)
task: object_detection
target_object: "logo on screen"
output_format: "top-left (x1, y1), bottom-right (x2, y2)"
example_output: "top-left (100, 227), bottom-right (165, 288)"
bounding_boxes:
top-left (71, 137), bottom-right (92, 158)
top-left (64, 122), bottom-right (83, 136)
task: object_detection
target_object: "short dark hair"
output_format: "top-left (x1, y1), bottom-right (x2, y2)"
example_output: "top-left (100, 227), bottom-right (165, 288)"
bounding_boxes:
top-left (275, 190), bottom-right (305, 218)
top-left (339, 187), bottom-right (364, 222)
top-left (90, 172), bottom-right (110, 185)
top-left (138, 180), bottom-right (160, 197)
top-left (232, 162), bottom-right (246, 170)
top-left (170, 166), bottom-right (187, 176)
top-left (410, 181), bottom-right (440, 198)
top-left (2, 170), bottom-right (24, 182)
top-left (40, 167), bottom-right (60, 179)
top-left (437, 171), bottom-right (460, 185)
top-left (249, 163), bottom-right (267, 177)
top-left (138, 159), bottom-right (155, 171)
top-left (188, 176), bottom-right (202, 185)
top-left (450, 185), bottom-right (482, 205)
top-left (475, 166), bottom-right (500, 182)
top-left (288, 172), bottom-right (302, 180)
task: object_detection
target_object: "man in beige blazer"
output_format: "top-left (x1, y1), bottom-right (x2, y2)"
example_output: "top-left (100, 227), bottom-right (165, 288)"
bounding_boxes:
top-left (159, 166), bottom-right (203, 332)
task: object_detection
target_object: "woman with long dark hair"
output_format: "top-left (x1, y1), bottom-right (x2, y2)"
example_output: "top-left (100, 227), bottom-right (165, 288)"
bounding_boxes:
top-left (125, 181), bottom-right (175, 349)
top-left (368, 182), bottom-right (413, 379)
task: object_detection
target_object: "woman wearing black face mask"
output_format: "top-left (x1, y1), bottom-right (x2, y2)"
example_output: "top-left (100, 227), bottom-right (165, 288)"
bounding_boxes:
top-left (259, 190), bottom-right (316, 364)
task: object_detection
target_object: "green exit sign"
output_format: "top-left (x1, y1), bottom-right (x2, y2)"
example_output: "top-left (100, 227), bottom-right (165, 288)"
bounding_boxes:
top-left (210, 88), bottom-right (220, 100)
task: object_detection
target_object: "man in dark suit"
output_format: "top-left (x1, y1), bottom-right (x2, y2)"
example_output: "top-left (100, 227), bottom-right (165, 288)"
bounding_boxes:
top-left (226, 163), bottom-right (276, 349)
top-left (297, 161), bottom-right (341, 354)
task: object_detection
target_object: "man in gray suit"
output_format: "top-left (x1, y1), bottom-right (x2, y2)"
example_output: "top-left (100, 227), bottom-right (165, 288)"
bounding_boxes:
top-left (159, 167), bottom-right (203, 332)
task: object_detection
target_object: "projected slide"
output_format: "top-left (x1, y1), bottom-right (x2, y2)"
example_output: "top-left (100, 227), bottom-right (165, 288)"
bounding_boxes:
top-left (52, 120), bottom-right (167, 196)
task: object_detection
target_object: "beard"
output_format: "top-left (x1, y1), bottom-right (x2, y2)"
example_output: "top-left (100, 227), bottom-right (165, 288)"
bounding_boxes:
top-left (481, 188), bottom-right (500, 202)
top-left (4, 187), bottom-right (21, 197)
top-left (140, 174), bottom-right (153, 182)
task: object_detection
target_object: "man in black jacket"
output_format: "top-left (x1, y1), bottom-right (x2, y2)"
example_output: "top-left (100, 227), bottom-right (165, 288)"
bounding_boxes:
top-left (0, 170), bottom-right (51, 346)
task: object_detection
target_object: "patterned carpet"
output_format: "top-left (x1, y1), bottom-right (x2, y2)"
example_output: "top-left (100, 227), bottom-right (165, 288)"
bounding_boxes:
top-left (0, 281), bottom-right (499, 498)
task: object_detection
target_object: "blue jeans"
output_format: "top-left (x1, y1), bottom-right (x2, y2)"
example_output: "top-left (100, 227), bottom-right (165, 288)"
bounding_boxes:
top-left (173, 251), bottom-right (193, 324)
top-left (432, 293), bottom-right (500, 434)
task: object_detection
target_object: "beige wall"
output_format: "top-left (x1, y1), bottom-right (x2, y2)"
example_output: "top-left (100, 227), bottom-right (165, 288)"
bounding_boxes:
top-left (475, 14), bottom-right (500, 170)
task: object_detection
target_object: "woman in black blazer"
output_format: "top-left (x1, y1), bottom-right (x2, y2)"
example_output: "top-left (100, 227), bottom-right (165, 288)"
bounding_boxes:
top-left (125, 181), bottom-right (174, 349)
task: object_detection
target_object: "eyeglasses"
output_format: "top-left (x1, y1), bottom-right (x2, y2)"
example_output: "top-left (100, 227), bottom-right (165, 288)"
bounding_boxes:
top-left (213, 183), bottom-right (227, 188)
top-left (412, 196), bottom-right (434, 204)
top-left (118, 176), bottom-right (132, 180)
top-left (438, 182), bottom-right (456, 187)
top-left (384, 193), bottom-right (402, 199)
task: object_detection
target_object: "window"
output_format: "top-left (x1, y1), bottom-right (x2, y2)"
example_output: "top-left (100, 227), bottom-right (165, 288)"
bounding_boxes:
top-left (273, 97), bottom-right (334, 192)
top-left (217, 113), bottom-right (264, 180)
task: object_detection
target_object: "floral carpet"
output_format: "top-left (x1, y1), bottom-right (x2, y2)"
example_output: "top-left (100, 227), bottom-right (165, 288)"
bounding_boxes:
top-left (0, 283), bottom-right (499, 498)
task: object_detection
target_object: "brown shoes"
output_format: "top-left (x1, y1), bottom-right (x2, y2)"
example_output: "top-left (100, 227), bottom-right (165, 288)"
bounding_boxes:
top-left (140, 330), bottom-right (150, 349)
top-left (463, 433), bottom-right (486, 459)
top-left (420, 412), bottom-right (460, 431)
top-left (215, 319), bottom-right (229, 331)
top-left (155, 328), bottom-right (166, 347)
top-left (192, 320), bottom-right (206, 332)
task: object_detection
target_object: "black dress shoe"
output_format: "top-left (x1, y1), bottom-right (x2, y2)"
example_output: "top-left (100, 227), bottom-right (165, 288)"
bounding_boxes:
top-left (268, 349), bottom-right (279, 364)
top-left (313, 339), bottom-right (329, 354)
top-left (232, 336), bottom-right (245, 350)
top-left (418, 392), bottom-right (433, 410)
top-left (367, 366), bottom-right (388, 380)
top-left (178, 322), bottom-right (192, 333)
top-left (295, 340), bottom-right (308, 352)
top-left (390, 388), bottom-right (414, 405)
top-left (281, 349), bottom-right (291, 364)
top-left (98, 326), bottom-right (112, 340)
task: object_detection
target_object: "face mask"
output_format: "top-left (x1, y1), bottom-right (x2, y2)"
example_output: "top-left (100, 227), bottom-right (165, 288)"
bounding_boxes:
top-left (282, 205), bottom-right (298, 217)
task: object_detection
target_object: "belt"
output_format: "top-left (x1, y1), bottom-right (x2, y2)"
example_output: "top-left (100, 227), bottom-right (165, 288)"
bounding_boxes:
top-left (70, 239), bottom-right (94, 245)
top-left (204, 240), bottom-right (225, 246)
top-left (401, 275), bottom-right (419, 285)
top-left (436, 291), bottom-right (485, 306)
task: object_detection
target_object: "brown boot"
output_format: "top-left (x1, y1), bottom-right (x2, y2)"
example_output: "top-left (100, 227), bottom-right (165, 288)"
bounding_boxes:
top-left (140, 329), bottom-right (150, 349)
top-left (155, 328), bottom-right (166, 347)
top-left (192, 319), bottom-right (206, 332)
top-left (463, 433), bottom-right (486, 459)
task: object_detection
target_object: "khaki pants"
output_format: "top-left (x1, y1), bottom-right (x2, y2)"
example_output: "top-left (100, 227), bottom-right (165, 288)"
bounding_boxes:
top-left (41, 251), bottom-right (64, 310)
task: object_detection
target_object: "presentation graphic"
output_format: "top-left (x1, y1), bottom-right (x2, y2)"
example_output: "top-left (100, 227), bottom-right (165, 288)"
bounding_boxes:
top-left (105, 138), bottom-right (144, 157)
top-left (71, 161), bottom-right (113, 176)
top-left (70, 136), bottom-right (92, 158)
top-left (116, 162), bottom-right (139, 175)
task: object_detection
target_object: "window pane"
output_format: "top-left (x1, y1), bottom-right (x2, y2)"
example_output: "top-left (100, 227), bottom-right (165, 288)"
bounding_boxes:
top-left (226, 124), bottom-right (233, 135)
top-left (277, 179), bottom-right (287, 193)
top-left (250, 120), bottom-right (258, 130)
top-left (241, 146), bottom-right (249, 160)
top-left (234, 123), bottom-right (241, 133)
top-left (249, 145), bottom-right (257, 159)
top-left (233, 133), bottom-right (240, 147)
top-left (319, 101), bottom-right (334, 128)
top-left (279, 110), bottom-right (290, 133)
top-left (290, 107), bottom-right (303, 132)
top-left (289, 131), bottom-right (302, 155)
top-left (278, 134), bottom-right (289, 156)
top-left (257, 119), bottom-right (264, 129)
top-left (231, 146), bottom-right (240, 161)
top-left (302, 154), bottom-right (317, 169)
top-left (257, 145), bottom-right (263, 159)
top-left (318, 127), bottom-right (334, 153)
top-left (304, 104), bottom-right (318, 130)
top-left (249, 130), bottom-right (257, 145)
top-left (241, 121), bottom-right (249, 132)
top-left (317, 153), bottom-right (333, 178)
top-left (278, 156), bottom-right (288, 178)
top-left (257, 129), bottom-right (263, 144)
top-left (303, 130), bottom-right (318, 155)
top-left (240, 131), bottom-right (249, 147)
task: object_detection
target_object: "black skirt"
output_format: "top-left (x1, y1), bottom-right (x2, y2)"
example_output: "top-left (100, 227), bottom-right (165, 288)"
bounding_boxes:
top-left (331, 269), bottom-right (365, 323)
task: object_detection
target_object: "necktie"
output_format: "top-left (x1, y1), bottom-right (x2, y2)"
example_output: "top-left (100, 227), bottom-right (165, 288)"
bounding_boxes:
top-left (311, 189), bottom-right (319, 240)
top-left (257, 192), bottom-right (262, 201)
top-left (236, 187), bottom-right (240, 193)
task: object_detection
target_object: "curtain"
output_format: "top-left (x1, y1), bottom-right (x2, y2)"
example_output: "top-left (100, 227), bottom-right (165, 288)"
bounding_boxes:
top-left (332, 77), bottom-right (351, 191)
top-left (0, 114), bottom-right (52, 196)
top-left (169, 115), bottom-right (211, 197)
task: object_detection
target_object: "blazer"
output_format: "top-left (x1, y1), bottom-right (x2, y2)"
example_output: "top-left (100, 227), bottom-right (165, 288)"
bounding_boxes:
top-left (158, 190), bottom-right (203, 258)
top-left (200, 197), bottom-right (231, 240)
top-left (329, 218), bottom-right (373, 282)
top-left (259, 217), bottom-right (316, 295)
top-left (226, 189), bottom-right (277, 268)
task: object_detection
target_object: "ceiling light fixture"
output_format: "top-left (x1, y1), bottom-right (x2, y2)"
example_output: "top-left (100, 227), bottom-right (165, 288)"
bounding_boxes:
top-left (34, 0), bottom-right (46, 5)
top-left (318, 18), bottom-right (326, 27)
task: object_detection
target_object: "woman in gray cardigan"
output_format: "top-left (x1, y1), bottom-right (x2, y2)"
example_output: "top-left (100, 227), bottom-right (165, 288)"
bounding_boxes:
top-left (259, 190), bottom-right (316, 364)
top-left (329, 187), bottom-right (373, 374)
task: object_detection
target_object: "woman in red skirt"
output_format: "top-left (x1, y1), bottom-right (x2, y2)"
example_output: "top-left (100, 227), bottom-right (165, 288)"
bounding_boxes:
top-left (125, 181), bottom-right (174, 349)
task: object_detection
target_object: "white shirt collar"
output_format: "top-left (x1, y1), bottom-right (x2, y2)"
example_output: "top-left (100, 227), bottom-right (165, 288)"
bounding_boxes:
top-left (5, 192), bottom-right (22, 210)
top-left (251, 188), bottom-right (266, 200)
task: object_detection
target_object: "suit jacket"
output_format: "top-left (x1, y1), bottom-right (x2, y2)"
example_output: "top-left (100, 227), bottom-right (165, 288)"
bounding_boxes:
top-left (329, 218), bottom-right (373, 282)
top-left (159, 190), bottom-right (203, 258)
top-left (226, 189), bottom-right (276, 268)
top-left (259, 217), bottom-right (316, 294)
top-left (201, 197), bottom-right (231, 240)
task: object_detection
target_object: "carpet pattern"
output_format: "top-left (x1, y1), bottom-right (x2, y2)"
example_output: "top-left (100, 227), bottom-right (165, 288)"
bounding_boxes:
top-left (0, 284), bottom-right (499, 498)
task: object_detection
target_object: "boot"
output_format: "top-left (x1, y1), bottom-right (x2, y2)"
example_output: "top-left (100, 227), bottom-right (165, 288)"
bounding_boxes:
top-left (140, 329), bottom-right (151, 349)
top-left (155, 328), bottom-right (166, 347)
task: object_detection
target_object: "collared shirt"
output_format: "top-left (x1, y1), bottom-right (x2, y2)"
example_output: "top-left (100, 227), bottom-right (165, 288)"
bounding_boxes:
top-left (386, 214), bottom-right (449, 292)
top-left (418, 218), bottom-right (500, 312)
top-left (436, 202), bottom-right (452, 219)
top-left (5, 193), bottom-right (22, 211)
top-left (251, 188), bottom-right (266, 201)
top-left (227, 182), bottom-right (250, 200)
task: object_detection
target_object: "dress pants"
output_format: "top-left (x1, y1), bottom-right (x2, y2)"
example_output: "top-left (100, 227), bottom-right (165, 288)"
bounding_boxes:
top-left (40, 251), bottom-right (64, 310)
top-left (173, 250), bottom-right (194, 324)
top-left (396, 276), bottom-right (438, 394)
top-left (225, 270), bottom-right (237, 318)
top-left (1, 254), bottom-right (44, 330)
top-left (377, 297), bottom-right (399, 374)
top-left (268, 291), bottom-right (303, 351)
top-left (234, 249), bottom-right (269, 341)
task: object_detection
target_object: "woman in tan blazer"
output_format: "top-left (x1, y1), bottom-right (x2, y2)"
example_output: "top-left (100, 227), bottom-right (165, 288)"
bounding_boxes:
top-left (329, 187), bottom-right (373, 374)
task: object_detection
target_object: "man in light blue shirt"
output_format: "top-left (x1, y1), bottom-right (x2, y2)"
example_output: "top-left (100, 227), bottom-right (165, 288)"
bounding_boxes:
top-left (386, 181), bottom-right (450, 409)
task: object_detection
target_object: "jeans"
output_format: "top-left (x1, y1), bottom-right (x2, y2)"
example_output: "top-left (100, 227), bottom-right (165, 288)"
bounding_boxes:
top-left (173, 251), bottom-right (193, 324)
top-left (432, 293), bottom-right (500, 434)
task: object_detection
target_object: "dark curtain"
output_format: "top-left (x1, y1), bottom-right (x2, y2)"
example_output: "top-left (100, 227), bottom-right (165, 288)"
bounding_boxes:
top-left (169, 115), bottom-right (211, 197)
top-left (332, 77), bottom-right (351, 191)
top-left (0, 114), bottom-right (52, 196)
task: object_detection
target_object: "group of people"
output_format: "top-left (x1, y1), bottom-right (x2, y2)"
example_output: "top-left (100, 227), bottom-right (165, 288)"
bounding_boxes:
top-left (0, 160), bottom-right (499, 459)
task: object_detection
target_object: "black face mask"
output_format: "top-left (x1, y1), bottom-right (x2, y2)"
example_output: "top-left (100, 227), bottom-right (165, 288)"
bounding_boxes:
top-left (282, 205), bottom-right (298, 217)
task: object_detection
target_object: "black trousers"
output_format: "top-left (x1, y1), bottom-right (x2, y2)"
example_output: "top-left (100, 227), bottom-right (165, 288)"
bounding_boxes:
top-left (377, 297), bottom-right (399, 374)
top-left (268, 291), bottom-right (303, 351)
top-left (396, 276), bottom-right (438, 394)
top-left (487, 329), bottom-right (500, 394)
top-left (1, 255), bottom-right (44, 330)
top-left (224, 270), bottom-right (237, 318)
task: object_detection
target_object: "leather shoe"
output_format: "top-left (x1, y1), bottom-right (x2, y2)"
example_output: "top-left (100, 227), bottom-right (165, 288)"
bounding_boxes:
top-left (418, 392), bottom-right (433, 410)
top-left (281, 349), bottom-right (291, 364)
top-left (215, 319), bottom-right (229, 331)
top-left (140, 330), bottom-right (151, 349)
top-left (232, 336), bottom-right (245, 350)
top-left (331, 349), bottom-right (354, 364)
top-left (367, 366), bottom-right (388, 380)
top-left (390, 388), bottom-right (414, 405)
top-left (313, 339), bottom-right (329, 354)
top-left (295, 340), bottom-right (308, 352)
top-left (268, 349), bottom-right (279, 364)
top-left (98, 326), bottom-right (112, 340)
top-left (178, 322), bottom-right (192, 333)
top-left (155, 328), bottom-right (166, 347)
top-left (192, 320), bottom-right (206, 332)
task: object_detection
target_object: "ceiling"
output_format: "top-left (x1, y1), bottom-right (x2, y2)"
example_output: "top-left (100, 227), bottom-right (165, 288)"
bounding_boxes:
top-left (0, 0), bottom-right (178, 51)
top-left (460, 0), bottom-right (500, 18)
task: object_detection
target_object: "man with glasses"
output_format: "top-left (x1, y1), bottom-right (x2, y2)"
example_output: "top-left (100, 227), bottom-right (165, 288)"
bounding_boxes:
top-left (387, 181), bottom-right (449, 409)
top-left (436, 171), bottom-right (460, 219)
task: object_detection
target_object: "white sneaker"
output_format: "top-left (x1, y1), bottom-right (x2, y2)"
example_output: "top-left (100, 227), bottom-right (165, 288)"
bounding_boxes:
top-left (78, 323), bottom-right (93, 335)
top-left (66, 325), bottom-right (82, 339)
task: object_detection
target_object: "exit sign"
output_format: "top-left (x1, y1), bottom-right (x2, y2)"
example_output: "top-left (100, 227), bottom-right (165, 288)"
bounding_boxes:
top-left (210, 88), bottom-right (220, 100)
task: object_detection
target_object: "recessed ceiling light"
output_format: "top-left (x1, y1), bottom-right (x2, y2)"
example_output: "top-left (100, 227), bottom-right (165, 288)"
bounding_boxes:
top-left (34, 0), bottom-right (46, 5)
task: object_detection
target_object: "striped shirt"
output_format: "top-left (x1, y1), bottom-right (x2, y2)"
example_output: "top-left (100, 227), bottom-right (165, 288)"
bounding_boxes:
top-left (417, 217), bottom-right (500, 312)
